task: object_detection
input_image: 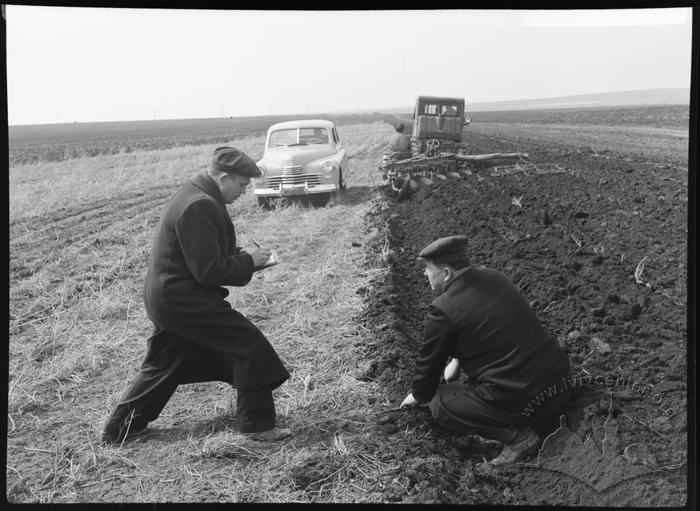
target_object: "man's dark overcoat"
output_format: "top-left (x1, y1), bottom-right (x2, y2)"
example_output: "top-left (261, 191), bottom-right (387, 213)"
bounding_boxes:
top-left (412, 266), bottom-right (570, 426)
top-left (143, 173), bottom-right (290, 391)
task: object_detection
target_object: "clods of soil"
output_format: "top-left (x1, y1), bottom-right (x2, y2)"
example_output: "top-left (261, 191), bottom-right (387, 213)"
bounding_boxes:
top-left (359, 131), bottom-right (688, 505)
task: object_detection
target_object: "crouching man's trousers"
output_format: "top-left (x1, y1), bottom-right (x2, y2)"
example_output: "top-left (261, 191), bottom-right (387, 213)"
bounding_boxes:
top-left (429, 377), bottom-right (573, 443)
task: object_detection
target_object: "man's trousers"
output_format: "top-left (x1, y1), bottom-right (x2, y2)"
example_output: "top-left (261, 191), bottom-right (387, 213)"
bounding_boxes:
top-left (429, 378), bottom-right (573, 444)
top-left (104, 328), bottom-right (276, 441)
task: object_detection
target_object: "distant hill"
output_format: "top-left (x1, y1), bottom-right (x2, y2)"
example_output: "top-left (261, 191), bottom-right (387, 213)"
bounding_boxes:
top-left (364, 88), bottom-right (689, 114)
top-left (468, 88), bottom-right (689, 111)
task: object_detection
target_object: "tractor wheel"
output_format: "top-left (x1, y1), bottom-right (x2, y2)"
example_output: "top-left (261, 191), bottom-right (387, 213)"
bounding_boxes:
top-left (396, 178), bottom-right (418, 202)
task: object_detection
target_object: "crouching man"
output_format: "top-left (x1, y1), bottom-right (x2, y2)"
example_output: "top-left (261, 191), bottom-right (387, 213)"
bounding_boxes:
top-left (400, 235), bottom-right (572, 465)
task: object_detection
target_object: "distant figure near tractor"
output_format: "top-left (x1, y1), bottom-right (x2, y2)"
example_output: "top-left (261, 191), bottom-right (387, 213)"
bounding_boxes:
top-left (387, 123), bottom-right (413, 162)
top-left (400, 235), bottom-right (572, 465)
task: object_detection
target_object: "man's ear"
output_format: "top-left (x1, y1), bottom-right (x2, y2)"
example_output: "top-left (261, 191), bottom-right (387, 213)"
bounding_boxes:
top-left (216, 172), bottom-right (229, 186)
top-left (442, 265), bottom-right (453, 281)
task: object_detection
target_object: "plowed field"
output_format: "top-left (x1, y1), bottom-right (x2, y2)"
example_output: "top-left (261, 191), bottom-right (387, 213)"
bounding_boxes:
top-left (361, 128), bottom-right (689, 505)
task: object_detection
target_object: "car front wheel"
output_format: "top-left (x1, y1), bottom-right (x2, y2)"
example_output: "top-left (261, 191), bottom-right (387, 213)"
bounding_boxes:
top-left (338, 168), bottom-right (346, 192)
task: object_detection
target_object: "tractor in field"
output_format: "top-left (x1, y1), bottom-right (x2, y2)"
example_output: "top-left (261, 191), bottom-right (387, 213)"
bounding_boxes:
top-left (412, 95), bottom-right (468, 156)
top-left (380, 95), bottom-right (530, 200)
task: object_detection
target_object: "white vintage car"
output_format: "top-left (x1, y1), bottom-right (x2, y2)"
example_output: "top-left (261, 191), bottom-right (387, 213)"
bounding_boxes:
top-left (254, 119), bottom-right (348, 206)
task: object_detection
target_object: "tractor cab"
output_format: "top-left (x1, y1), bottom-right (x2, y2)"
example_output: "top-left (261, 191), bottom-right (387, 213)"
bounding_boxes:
top-left (412, 96), bottom-right (466, 154)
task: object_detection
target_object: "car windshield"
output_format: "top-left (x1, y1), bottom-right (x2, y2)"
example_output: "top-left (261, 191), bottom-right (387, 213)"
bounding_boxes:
top-left (269, 127), bottom-right (330, 147)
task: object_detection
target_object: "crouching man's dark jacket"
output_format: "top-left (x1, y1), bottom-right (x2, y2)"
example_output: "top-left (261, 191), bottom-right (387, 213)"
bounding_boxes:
top-left (143, 173), bottom-right (290, 391)
top-left (411, 266), bottom-right (570, 409)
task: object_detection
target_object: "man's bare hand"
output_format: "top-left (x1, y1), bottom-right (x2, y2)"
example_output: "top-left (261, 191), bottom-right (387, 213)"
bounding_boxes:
top-left (248, 247), bottom-right (272, 268)
top-left (444, 358), bottom-right (461, 382)
top-left (400, 393), bottom-right (419, 408)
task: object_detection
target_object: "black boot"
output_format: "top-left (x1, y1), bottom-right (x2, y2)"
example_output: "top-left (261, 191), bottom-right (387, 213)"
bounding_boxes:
top-left (102, 409), bottom-right (149, 444)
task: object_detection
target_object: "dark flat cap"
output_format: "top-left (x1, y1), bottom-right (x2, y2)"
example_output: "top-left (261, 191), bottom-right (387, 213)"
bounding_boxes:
top-left (417, 235), bottom-right (469, 260)
top-left (211, 146), bottom-right (262, 178)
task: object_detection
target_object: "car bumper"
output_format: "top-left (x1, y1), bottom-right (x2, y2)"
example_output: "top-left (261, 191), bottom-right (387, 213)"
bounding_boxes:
top-left (254, 183), bottom-right (339, 197)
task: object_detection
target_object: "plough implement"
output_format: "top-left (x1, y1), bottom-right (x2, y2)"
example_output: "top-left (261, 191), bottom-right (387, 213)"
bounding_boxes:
top-left (380, 95), bottom-right (532, 200)
top-left (380, 147), bottom-right (530, 200)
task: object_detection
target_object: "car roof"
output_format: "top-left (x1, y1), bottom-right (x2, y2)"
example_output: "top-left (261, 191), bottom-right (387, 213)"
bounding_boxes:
top-left (267, 119), bottom-right (336, 131)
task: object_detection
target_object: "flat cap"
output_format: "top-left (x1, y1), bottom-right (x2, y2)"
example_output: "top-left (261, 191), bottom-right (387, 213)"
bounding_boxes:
top-left (211, 146), bottom-right (262, 178)
top-left (417, 235), bottom-right (469, 260)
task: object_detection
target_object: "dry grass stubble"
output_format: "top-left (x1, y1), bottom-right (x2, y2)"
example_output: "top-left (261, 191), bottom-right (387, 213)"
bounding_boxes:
top-left (8, 122), bottom-right (399, 502)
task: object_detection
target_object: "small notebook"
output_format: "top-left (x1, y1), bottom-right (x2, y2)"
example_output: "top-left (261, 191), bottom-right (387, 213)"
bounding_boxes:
top-left (255, 249), bottom-right (279, 270)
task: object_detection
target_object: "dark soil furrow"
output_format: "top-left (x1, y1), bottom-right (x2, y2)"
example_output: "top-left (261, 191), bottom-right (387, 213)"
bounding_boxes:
top-left (359, 130), bottom-right (688, 505)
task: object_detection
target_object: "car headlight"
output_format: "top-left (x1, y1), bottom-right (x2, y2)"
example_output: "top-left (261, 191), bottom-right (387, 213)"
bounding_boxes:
top-left (321, 160), bottom-right (335, 174)
top-left (256, 163), bottom-right (266, 178)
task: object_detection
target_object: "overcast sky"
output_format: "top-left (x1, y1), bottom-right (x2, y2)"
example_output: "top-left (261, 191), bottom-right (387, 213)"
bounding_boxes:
top-left (5, 7), bottom-right (693, 125)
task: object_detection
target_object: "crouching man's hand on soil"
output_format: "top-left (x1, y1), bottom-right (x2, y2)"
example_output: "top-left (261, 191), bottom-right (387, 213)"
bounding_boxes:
top-left (400, 392), bottom-right (421, 408)
top-left (444, 358), bottom-right (461, 382)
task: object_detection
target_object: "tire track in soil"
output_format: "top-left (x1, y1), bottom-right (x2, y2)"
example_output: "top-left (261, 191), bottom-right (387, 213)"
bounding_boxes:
top-left (10, 184), bottom-right (176, 284)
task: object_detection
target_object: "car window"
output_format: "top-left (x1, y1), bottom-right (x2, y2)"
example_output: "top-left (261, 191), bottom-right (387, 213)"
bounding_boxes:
top-left (269, 129), bottom-right (298, 147)
top-left (332, 128), bottom-right (339, 143)
top-left (298, 128), bottom-right (329, 145)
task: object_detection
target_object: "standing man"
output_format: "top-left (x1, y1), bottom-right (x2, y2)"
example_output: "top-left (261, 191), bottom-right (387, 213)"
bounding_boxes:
top-left (387, 122), bottom-right (413, 161)
top-left (400, 235), bottom-right (571, 465)
top-left (102, 146), bottom-right (292, 444)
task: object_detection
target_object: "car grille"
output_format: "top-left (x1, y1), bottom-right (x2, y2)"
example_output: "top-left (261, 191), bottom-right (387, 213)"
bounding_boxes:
top-left (265, 165), bottom-right (322, 186)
